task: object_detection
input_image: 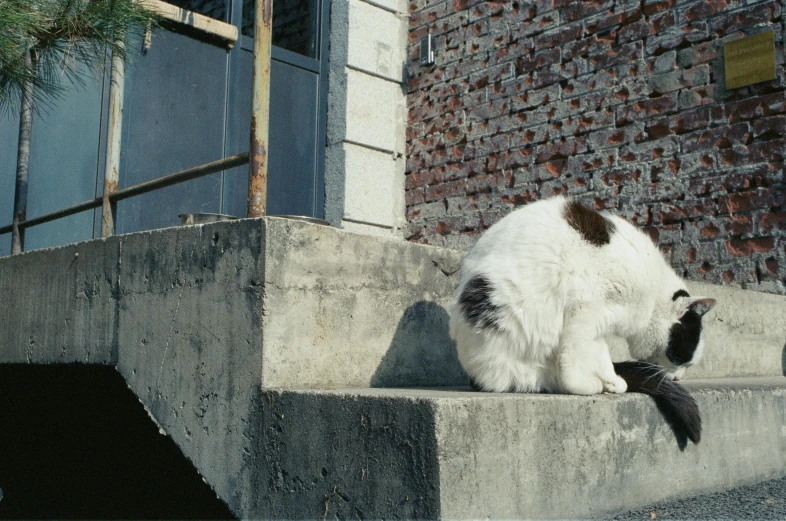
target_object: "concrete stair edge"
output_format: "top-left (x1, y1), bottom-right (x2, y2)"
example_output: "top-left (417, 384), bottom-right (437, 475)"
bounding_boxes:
top-left (254, 376), bottom-right (786, 519)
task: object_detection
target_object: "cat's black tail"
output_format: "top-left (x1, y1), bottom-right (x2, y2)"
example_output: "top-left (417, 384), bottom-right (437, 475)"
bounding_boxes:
top-left (614, 361), bottom-right (701, 444)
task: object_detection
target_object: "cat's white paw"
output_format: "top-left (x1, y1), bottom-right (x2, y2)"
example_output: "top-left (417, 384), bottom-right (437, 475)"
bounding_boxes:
top-left (562, 375), bottom-right (604, 395)
top-left (603, 375), bottom-right (628, 394)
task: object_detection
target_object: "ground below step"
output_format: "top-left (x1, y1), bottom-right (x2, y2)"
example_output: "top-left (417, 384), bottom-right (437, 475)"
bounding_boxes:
top-left (610, 473), bottom-right (786, 520)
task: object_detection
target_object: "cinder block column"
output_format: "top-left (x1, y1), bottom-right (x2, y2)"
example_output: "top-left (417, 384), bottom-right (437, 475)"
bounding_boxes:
top-left (325, 0), bottom-right (408, 238)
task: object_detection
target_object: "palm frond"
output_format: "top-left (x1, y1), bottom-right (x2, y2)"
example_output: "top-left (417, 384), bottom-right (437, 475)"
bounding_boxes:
top-left (0, 0), bottom-right (160, 114)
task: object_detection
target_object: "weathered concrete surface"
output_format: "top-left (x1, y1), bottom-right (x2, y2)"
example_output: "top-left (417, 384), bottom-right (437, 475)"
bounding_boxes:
top-left (261, 216), bottom-right (464, 388)
top-left (0, 237), bottom-right (119, 364)
top-left (245, 390), bottom-right (441, 519)
top-left (257, 377), bottom-right (786, 520)
top-left (115, 220), bottom-right (264, 512)
top-left (1, 219), bottom-right (786, 519)
top-left (1, 218), bottom-right (784, 386)
top-left (0, 218), bottom-right (465, 386)
top-left (436, 377), bottom-right (786, 519)
top-left (685, 281), bottom-right (786, 379)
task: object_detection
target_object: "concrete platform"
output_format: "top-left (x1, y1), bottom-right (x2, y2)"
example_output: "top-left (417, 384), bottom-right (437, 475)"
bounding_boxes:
top-left (1, 218), bottom-right (784, 384)
top-left (1, 219), bottom-right (785, 519)
top-left (250, 377), bottom-right (786, 519)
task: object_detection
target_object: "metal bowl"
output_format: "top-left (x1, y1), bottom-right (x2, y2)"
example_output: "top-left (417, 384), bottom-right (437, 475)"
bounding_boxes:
top-left (273, 215), bottom-right (330, 226)
top-left (178, 213), bottom-right (239, 225)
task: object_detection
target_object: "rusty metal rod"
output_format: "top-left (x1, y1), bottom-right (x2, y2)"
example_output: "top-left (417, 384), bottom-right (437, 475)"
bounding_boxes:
top-left (11, 51), bottom-right (35, 254)
top-left (101, 43), bottom-right (125, 238)
top-left (0, 198), bottom-right (103, 235)
top-left (247, 0), bottom-right (273, 218)
top-left (0, 153), bottom-right (249, 236)
top-left (112, 152), bottom-right (248, 202)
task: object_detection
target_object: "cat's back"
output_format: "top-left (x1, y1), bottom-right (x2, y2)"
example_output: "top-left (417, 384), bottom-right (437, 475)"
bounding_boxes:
top-left (459, 196), bottom-right (593, 282)
top-left (459, 196), bottom-right (568, 269)
top-left (457, 196), bottom-right (665, 306)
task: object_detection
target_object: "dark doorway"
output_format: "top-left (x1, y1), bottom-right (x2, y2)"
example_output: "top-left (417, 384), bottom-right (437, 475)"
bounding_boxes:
top-left (0, 364), bottom-right (236, 520)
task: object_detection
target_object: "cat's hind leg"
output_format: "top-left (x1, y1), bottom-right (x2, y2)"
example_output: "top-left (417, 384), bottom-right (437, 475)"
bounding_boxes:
top-left (455, 321), bottom-right (542, 392)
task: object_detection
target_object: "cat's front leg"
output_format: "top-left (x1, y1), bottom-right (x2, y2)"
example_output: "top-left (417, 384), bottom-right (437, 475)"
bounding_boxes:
top-left (557, 322), bottom-right (627, 395)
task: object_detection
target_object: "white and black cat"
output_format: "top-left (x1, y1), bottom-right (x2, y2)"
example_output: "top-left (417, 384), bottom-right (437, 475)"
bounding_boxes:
top-left (449, 196), bottom-right (715, 443)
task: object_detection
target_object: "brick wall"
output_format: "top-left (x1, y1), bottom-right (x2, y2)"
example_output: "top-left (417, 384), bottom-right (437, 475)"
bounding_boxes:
top-left (406, 0), bottom-right (786, 294)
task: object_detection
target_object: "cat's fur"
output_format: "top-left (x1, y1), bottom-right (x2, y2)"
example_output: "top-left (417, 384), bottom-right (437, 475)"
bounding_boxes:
top-left (449, 196), bottom-right (715, 442)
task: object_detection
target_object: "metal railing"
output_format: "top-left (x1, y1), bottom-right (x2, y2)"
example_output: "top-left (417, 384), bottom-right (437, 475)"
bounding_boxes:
top-left (0, 153), bottom-right (249, 236)
top-left (2, 0), bottom-right (272, 254)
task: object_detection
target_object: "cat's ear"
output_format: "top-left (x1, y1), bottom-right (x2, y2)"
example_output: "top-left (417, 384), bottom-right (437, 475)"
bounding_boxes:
top-left (687, 297), bottom-right (716, 317)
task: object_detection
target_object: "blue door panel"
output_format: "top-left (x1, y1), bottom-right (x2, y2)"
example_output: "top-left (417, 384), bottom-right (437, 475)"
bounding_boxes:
top-left (222, 44), bottom-right (322, 218)
top-left (24, 66), bottom-right (106, 250)
top-left (267, 59), bottom-right (319, 216)
top-left (117, 30), bottom-right (227, 234)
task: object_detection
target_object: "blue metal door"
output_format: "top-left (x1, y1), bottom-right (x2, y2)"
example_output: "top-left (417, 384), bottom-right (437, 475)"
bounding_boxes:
top-left (223, 0), bottom-right (328, 218)
top-left (0, 0), bottom-right (329, 252)
top-left (119, 0), bottom-right (328, 233)
top-left (116, 28), bottom-right (229, 234)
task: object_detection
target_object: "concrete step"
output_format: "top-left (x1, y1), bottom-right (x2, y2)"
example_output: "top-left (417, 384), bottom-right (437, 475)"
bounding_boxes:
top-left (1, 218), bottom-right (785, 385)
top-left (244, 377), bottom-right (786, 520)
top-left (2, 221), bottom-right (785, 519)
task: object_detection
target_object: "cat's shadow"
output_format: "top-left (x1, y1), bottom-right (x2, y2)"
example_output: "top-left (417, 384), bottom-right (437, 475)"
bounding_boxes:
top-left (371, 301), bottom-right (468, 388)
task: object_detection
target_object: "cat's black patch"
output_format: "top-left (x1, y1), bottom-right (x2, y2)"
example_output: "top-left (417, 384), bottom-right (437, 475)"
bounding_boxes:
top-left (614, 361), bottom-right (701, 447)
top-left (666, 309), bottom-right (703, 366)
top-left (459, 275), bottom-right (500, 330)
top-left (672, 289), bottom-right (690, 301)
top-left (563, 200), bottom-right (616, 246)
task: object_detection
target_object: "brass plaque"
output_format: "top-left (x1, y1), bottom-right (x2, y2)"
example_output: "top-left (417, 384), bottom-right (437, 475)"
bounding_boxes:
top-left (724, 30), bottom-right (776, 90)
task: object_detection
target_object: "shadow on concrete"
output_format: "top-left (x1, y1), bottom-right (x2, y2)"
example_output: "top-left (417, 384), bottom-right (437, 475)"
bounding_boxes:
top-left (371, 301), bottom-right (468, 388)
top-left (782, 341), bottom-right (786, 376)
top-left (0, 364), bottom-right (236, 520)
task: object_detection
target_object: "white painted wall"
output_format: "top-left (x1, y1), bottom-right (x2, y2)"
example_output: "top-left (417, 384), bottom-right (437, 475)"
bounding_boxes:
top-left (324, 0), bottom-right (408, 238)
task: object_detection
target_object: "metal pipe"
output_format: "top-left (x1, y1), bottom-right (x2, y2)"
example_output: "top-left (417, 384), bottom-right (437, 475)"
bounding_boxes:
top-left (11, 51), bottom-right (34, 254)
top-left (101, 44), bottom-right (125, 238)
top-left (247, 0), bottom-right (273, 218)
top-left (0, 153), bottom-right (249, 236)
top-left (111, 152), bottom-right (248, 202)
top-left (0, 198), bottom-right (103, 235)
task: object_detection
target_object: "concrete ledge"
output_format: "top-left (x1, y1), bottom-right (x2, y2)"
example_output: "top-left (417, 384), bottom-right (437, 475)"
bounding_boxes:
top-left (0, 237), bottom-right (119, 363)
top-left (253, 377), bottom-right (786, 519)
top-left (2, 220), bottom-right (786, 519)
top-left (1, 219), bottom-right (784, 385)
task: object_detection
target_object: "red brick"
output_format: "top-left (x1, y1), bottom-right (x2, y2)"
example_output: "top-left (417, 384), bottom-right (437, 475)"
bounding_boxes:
top-left (760, 212), bottom-right (786, 233)
top-left (721, 189), bottom-right (786, 214)
top-left (765, 258), bottom-right (779, 275)
top-left (701, 223), bottom-right (720, 238)
top-left (724, 237), bottom-right (775, 257)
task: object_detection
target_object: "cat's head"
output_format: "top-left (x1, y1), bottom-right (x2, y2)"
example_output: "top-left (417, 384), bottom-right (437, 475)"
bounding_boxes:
top-left (631, 289), bottom-right (716, 381)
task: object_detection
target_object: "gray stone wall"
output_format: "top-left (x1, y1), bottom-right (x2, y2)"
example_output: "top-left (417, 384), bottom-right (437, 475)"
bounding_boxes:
top-left (406, 0), bottom-right (786, 294)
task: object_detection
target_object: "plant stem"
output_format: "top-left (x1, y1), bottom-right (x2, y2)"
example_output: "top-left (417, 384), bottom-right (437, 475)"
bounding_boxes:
top-left (11, 50), bottom-right (34, 255)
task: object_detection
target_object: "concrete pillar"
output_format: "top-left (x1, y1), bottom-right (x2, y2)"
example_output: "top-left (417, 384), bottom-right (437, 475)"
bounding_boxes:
top-left (325, 0), bottom-right (408, 238)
